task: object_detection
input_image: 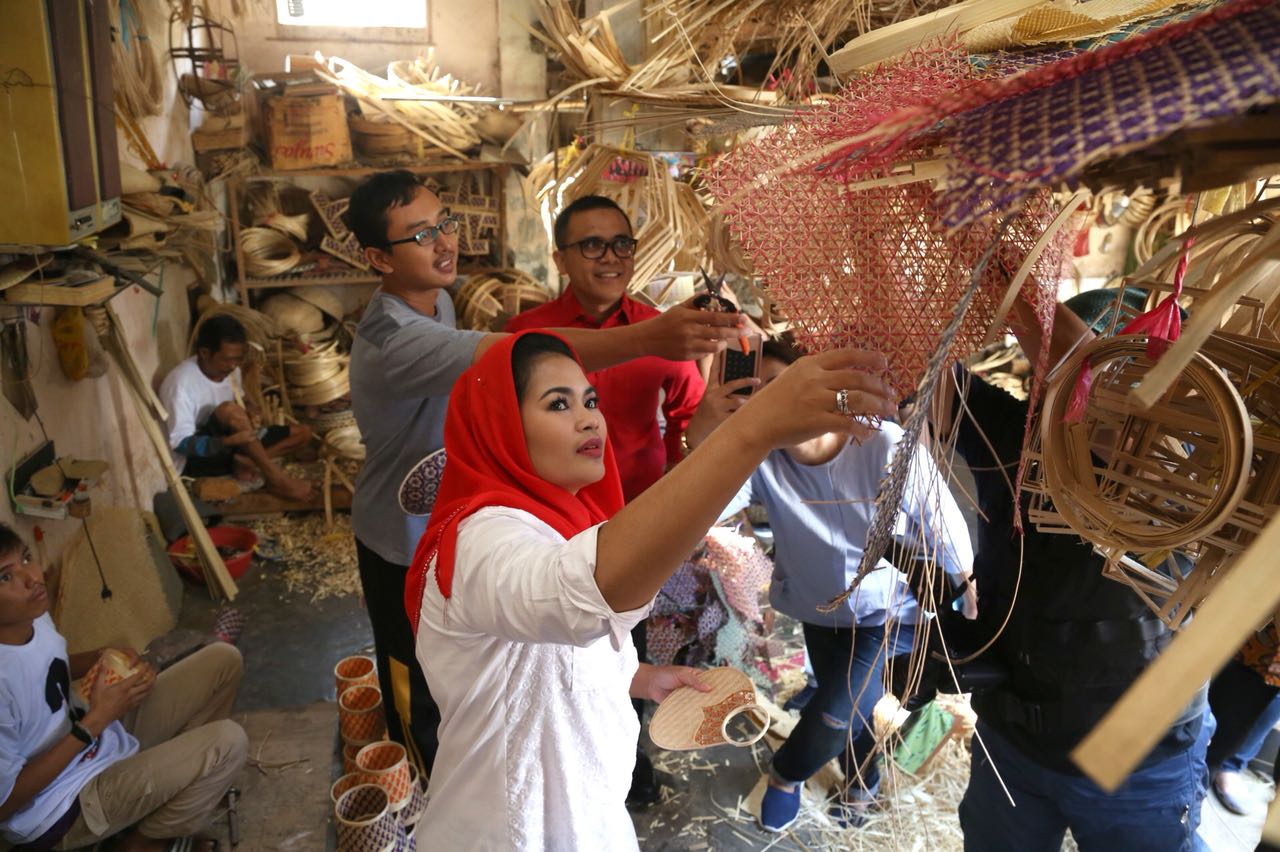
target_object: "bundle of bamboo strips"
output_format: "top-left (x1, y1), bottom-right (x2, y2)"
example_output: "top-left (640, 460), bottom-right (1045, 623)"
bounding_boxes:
top-left (532, 0), bottom-right (959, 100)
top-left (244, 183), bottom-right (310, 242)
top-left (313, 50), bottom-right (486, 160)
top-left (527, 144), bottom-right (710, 294)
top-left (454, 270), bottom-right (551, 332)
top-left (110, 0), bottom-right (163, 119)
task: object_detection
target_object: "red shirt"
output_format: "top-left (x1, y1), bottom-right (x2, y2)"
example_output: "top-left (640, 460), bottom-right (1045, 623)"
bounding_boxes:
top-left (506, 288), bottom-right (705, 501)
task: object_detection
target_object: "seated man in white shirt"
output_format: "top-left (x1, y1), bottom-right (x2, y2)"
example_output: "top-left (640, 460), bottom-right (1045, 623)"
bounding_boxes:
top-left (158, 316), bottom-right (313, 501)
top-left (0, 523), bottom-right (247, 851)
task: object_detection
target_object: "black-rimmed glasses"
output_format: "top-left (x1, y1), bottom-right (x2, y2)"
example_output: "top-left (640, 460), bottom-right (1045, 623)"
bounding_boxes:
top-left (387, 215), bottom-right (461, 248)
top-left (561, 236), bottom-right (638, 260)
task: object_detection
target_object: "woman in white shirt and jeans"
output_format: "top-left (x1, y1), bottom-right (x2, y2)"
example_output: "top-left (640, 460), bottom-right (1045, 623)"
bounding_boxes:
top-left (406, 331), bottom-right (895, 850)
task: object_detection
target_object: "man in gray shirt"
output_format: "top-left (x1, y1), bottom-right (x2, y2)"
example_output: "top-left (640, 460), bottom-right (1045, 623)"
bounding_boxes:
top-left (346, 170), bottom-right (743, 773)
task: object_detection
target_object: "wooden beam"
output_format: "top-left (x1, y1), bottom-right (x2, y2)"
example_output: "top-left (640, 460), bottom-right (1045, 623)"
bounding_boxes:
top-left (1071, 514), bottom-right (1280, 791)
top-left (828, 0), bottom-right (1044, 77)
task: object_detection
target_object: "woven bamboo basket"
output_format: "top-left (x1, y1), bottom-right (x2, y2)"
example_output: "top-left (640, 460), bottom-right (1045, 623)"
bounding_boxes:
top-left (301, 406), bottom-right (357, 435)
top-left (348, 114), bottom-right (417, 157)
top-left (453, 270), bottom-right (551, 332)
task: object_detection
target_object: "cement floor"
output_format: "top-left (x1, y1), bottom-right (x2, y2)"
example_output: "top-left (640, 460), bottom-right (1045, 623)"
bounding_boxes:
top-left (162, 532), bottom-right (1266, 852)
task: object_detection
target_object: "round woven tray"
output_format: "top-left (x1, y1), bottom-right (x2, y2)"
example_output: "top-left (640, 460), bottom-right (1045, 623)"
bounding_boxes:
top-left (291, 364), bottom-right (351, 407)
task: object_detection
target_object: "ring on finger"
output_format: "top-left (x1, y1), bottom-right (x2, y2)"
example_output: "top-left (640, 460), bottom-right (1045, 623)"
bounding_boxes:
top-left (836, 388), bottom-right (852, 417)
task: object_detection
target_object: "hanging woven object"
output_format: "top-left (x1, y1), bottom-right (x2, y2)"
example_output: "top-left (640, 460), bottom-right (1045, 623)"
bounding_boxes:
top-left (111, 0), bottom-right (163, 119)
top-left (706, 43), bottom-right (1070, 400)
top-left (438, 175), bottom-right (500, 257)
top-left (809, 0), bottom-right (1280, 231)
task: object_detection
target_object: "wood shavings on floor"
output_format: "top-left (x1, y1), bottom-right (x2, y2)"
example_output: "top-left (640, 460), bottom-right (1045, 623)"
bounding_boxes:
top-left (249, 513), bottom-right (359, 602)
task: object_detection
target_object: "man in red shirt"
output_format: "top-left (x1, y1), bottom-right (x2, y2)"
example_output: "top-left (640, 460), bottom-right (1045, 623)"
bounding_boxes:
top-left (506, 195), bottom-right (705, 804)
top-left (506, 195), bottom-right (704, 500)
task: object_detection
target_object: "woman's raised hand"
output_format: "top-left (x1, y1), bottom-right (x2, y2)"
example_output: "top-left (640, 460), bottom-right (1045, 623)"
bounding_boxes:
top-left (739, 349), bottom-right (895, 450)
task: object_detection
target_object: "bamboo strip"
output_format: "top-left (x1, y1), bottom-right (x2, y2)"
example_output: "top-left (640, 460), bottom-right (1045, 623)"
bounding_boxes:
top-left (1072, 514), bottom-right (1280, 791)
top-left (1132, 225), bottom-right (1280, 409)
top-left (983, 189), bottom-right (1089, 346)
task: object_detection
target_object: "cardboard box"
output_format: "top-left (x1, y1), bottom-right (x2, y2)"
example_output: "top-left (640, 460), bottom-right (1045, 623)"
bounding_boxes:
top-left (263, 92), bottom-right (352, 170)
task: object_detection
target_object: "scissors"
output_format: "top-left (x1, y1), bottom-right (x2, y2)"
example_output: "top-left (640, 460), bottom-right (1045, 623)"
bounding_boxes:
top-left (694, 268), bottom-right (751, 354)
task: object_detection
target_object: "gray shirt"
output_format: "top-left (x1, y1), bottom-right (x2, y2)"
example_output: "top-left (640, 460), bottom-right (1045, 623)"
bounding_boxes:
top-left (350, 288), bottom-right (484, 565)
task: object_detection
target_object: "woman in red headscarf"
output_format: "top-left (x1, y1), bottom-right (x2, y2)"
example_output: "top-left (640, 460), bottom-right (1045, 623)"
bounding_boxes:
top-left (408, 331), bottom-right (894, 851)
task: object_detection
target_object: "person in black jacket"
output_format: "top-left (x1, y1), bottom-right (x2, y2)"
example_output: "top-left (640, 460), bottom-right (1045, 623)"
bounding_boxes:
top-left (933, 291), bottom-right (1214, 852)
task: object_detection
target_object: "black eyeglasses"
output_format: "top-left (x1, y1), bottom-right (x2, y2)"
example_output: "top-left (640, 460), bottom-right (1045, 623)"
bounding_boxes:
top-left (561, 236), bottom-right (638, 260)
top-left (387, 215), bottom-right (461, 248)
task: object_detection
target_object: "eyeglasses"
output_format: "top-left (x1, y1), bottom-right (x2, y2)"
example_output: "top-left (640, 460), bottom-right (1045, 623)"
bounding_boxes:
top-left (561, 236), bottom-right (638, 260)
top-left (386, 215), bottom-right (461, 248)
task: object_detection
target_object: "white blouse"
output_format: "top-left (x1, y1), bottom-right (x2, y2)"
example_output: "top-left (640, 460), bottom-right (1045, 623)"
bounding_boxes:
top-left (414, 507), bottom-right (651, 852)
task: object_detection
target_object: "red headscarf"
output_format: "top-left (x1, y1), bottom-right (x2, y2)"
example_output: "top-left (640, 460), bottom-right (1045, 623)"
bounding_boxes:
top-left (404, 331), bottom-right (625, 630)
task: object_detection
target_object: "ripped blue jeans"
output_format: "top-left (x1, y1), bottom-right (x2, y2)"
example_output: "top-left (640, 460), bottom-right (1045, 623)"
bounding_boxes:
top-left (772, 621), bottom-right (916, 796)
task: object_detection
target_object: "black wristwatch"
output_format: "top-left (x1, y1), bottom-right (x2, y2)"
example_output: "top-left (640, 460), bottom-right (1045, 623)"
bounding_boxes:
top-left (69, 720), bottom-right (97, 750)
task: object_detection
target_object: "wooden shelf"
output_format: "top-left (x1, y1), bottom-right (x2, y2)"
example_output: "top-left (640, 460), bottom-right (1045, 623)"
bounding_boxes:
top-left (241, 270), bottom-right (381, 291)
top-left (253, 160), bottom-right (503, 178)
top-left (228, 161), bottom-right (510, 305)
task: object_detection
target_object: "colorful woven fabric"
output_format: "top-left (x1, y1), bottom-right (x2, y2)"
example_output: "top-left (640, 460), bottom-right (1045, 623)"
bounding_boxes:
top-left (943, 0), bottom-right (1280, 228)
top-left (645, 532), bottom-right (771, 674)
top-left (699, 527), bottom-right (773, 625)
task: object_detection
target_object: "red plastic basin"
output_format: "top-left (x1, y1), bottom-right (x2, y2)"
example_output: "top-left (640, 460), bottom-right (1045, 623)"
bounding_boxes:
top-left (167, 525), bottom-right (258, 585)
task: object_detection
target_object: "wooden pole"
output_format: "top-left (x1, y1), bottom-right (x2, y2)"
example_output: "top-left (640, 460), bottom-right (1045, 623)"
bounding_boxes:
top-left (1071, 515), bottom-right (1280, 791)
top-left (101, 311), bottom-right (238, 600)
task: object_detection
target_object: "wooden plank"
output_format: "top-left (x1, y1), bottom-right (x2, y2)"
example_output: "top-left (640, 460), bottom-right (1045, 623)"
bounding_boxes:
top-left (1071, 515), bottom-right (1280, 791)
top-left (828, 0), bottom-right (1044, 76)
top-left (4, 275), bottom-right (119, 306)
top-left (103, 305), bottom-right (168, 422)
top-left (101, 313), bottom-right (237, 600)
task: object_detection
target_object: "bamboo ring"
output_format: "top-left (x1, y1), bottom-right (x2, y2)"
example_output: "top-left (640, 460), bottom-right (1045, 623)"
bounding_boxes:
top-left (1039, 334), bottom-right (1252, 552)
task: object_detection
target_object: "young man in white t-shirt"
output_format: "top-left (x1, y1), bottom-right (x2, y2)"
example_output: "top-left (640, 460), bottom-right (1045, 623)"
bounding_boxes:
top-left (0, 524), bottom-right (247, 851)
top-left (158, 315), bottom-right (313, 502)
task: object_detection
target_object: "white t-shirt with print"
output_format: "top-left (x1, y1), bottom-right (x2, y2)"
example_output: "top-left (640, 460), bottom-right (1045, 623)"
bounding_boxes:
top-left (0, 615), bottom-right (137, 844)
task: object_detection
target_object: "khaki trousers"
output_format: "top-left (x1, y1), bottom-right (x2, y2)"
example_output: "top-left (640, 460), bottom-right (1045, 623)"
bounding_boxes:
top-left (56, 643), bottom-right (248, 849)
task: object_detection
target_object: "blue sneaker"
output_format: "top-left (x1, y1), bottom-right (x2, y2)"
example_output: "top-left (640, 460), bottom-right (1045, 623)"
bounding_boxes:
top-left (759, 782), bottom-right (802, 833)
